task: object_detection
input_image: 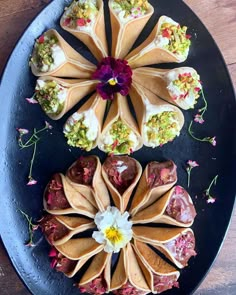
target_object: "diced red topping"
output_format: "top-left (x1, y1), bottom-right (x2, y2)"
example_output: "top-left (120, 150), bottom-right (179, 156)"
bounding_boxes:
top-left (45, 174), bottom-right (70, 210)
top-left (63, 17), bottom-right (71, 26)
top-left (49, 247), bottom-right (77, 273)
top-left (103, 156), bottom-right (138, 195)
top-left (186, 34), bottom-right (192, 39)
top-left (40, 215), bottom-right (70, 244)
top-left (113, 281), bottom-right (146, 295)
top-left (38, 35), bottom-right (45, 44)
top-left (77, 18), bottom-right (86, 27)
top-left (147, 161), bottom-right (177, 188)
top-left (162, 28), bottom-right (172, 39)
top-left (153, 274), bottom-right (179, 293)
top-left (79, 273), bottom-right (107, 294)
top-left (67, 156), bottom-right (97, 185)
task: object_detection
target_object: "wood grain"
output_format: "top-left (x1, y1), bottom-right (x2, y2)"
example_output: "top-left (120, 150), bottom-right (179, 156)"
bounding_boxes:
top-left (0, 0), bottom-right (235, 294)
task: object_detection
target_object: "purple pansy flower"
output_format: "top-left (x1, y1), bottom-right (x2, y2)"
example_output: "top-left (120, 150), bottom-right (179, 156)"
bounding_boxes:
top-left (92, 57), bottom-right (132, 100)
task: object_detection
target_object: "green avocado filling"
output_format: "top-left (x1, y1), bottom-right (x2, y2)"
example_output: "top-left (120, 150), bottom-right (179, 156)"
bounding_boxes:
top-left (31, 35), bottom-right (58, 71)
top-left (160, 23), bottom-right (191, 56)
top-left (146, 111), bottom-right (180, 146)
top-left (113, 0), bottom-right (149, 17)
top-left (64, 115), bottom-right (95, 151)
top-left (35, 81), bottom-right (65, 115)
top-left (104, 120), bottom-right (136, 154)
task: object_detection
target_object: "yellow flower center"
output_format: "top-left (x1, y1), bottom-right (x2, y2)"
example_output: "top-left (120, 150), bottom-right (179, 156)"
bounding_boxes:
top-left (105, 226), bottom-right (123, 244)
top-left (108, 77), bottom-right (118, 86)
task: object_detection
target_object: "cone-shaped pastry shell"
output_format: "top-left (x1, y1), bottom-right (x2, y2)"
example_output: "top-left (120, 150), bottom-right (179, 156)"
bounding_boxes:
top-left (126, 16), bottom-right (189, 68)
top-left (79, 251), bottom-right (112, 290)
top-left (109, 1), bottom-right (154, 59)
top-left (66, 156), bottom-right (110, 212)
top-left (31, 29), bottom-right (96, 78)
top-left (37, 76), bottom-right (97, 120)
top-left (126, 243), bottom-right (151, 292)
top-left (133, 227), bottom-right (195, 268)
top-left (132, 186), bottom-right (196, 227)
top-left (60, 0), bottom-right (108, 61)
top-left (133, 67), bottom-right (201, 110)
top-left (130, 160), bottom-right (177, 216)
top-left (110, 248), bottom-right (127, 290)
top-left (64, 93), bottom-right (107, 149)
top-left (55, 238), bottom-right (104, 260)
top-left (102, 156), bottom-right (142, 212)
top-left (98, 93), bottom-right (143, 154)
top-left (129, 82), bottom-right (185, 148)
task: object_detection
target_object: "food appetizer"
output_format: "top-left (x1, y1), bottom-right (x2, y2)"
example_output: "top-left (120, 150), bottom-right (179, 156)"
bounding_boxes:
top-left (60, 0), bottom-right (108, 61)
top-left (126, 16), bottom-right (191, 68)
top-left (33, 77), bottom-right (97, 120)
top-left (109, 0), bottom-right (154, 58)
top-left (63, 93), bottom-right (106, 150)
top-left (102, 156), bottom-right (142, 212)
top-left (30, 29), bottom-right (95, 78)
top-left (132, 185), bottom-right (197, 227)
top-left (98, 93), bottom-right (143, 155)
top-left (133, 67), bottom-right (202, 110)
top-left (129, 82), bottom-right (184, 148)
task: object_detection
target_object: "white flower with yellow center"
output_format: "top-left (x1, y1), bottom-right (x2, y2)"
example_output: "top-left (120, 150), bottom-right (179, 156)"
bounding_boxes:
top-left (92, 206), bottom-right (133, 253)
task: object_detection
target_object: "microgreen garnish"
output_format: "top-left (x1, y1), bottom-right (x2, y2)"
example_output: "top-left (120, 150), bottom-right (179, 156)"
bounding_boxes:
top-left (204, 175), bottom-right (218, 204)
top-left (17, 121), bottom-right (53, 185)
top-left (186, 160), bottom-right (199, 187)
top-left (19, 210), bottom-right (39, 247)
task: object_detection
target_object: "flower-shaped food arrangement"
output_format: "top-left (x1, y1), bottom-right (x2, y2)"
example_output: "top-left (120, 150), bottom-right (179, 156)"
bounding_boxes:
top-left (40, 155), bottom-right (197, 294)
top-left (28, 0), bottom-right (202, 155)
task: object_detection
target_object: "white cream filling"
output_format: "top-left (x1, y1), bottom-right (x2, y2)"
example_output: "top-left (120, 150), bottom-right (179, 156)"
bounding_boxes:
top-left (165, 68), bottom-right (202, 109)
top-left (116, 161), bottom-right (128, 174)
top-left (50, 45), bottom-right (67, 70)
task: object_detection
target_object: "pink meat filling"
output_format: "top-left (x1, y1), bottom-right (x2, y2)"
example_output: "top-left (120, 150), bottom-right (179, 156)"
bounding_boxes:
top-left (79, 273), bottom-right (107, 294)
top-left (165, 186), bottom-right (197, 223)
top-left (153, 274), bottom-right (179, 293)
top-left (164, 231), bottom-right (197, 266)
top-left (49, 248), bottom-right (77, 274)
top-left (40, 215), bottom-right (70, 244)
top-left (67, 156), bottom-right (97, 185)
top-left (45, 174), bottom-right (70, 210)
top-left (103, 156), bottom-right (138, 195)
top-left (113, 282), bottom-right (147, 295)
top-left (147, 161), bottom-right (177, 189)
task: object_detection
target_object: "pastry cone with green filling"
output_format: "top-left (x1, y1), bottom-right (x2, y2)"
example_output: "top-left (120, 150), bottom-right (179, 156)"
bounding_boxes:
top-left (66, 156), bottom-right (110, 212)
top-left (33, 76), bottom-right (97, 120)
top-left (102, 156), bottom-right (142, 212)
top-left (129, 82), bottom-right (184, 148)
top-left (78, 251), bottom-right (112, 293)
top-left (30, 29), bottom-right (95, 77)
top-left (132, 185), bottom-right (197, 227)
top-left (126, 15), bottom-right (191, 68)
top-left (98, 93), bottom-right (143, 155)
top-left (133, 67), bottom-right (202, 110)
top-left (134, 240), bottom-right (180, 294)
top-left (60, 0), bottom-right (108, 61)
top-left (63, 93), bottom-right (106, 151)
top-left (133, 227), bottom-right (197, 269)
top-left (43, 173), bottom-right (97, 218)
top-left (130, 160), bottom-right (177, 216)
top-left (40, 214), bottom-right (95, 246)
top-left (109, 0), bottom-right (154, 58)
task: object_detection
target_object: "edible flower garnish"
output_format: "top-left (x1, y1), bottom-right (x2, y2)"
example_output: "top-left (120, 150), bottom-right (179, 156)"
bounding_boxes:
top-left (19, 210), bottom-right (39, 247)
top-left (186, 160), bottom-right (199, 188)
top-left (92, 57), bottom-right (132, 100)
top-left (49, 247), bottom-right (77, 273)
top-left (188, 121), bottom-right (216, 146)
top-left (17, 121), bottom-right (53, 185)
top-left (92, 206), bottom-right (133, 253)
top-left (204, 175), bottom-right (218, 204)
top-left (113, 281), bottom-right (147, 295)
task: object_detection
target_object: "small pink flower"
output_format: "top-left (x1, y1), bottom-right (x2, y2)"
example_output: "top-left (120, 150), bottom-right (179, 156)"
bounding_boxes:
top-left (207, 197), bottom-right (216, 204)
top-left (25, 241), bottom-right (35, 247)
top-left (17, 128), bottom-right (29, 135)
top-left (194, 114), bottom-right (204, 124)
top-left (210, 136), bottom-right (217, 146)
top-left (27, 178), bottom-right (37, 186)
top-left (26, 97), bottom-right (38, 104)
top-left (45, 121), bottom-right (53, 129)
top-left (187, 160), bottom-right (199, 168)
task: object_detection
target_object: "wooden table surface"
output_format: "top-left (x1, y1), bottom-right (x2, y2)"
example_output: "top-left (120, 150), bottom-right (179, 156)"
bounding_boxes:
top-left (0, 0), bottom-right (235, 294)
